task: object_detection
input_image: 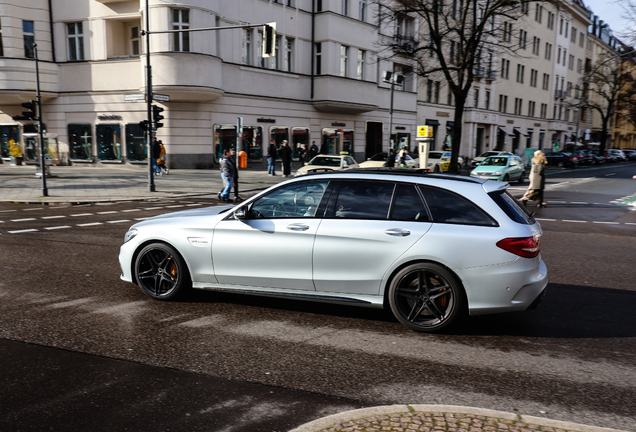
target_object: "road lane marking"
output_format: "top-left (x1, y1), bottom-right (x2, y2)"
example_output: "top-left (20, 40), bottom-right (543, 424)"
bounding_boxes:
top-left (186, 203), bottom-right (202, 206)
top-left (11, 218), bottom-right (37, 222)
top-left (24, 208), bottom-right (44, 211)
top-left (121, 209), bottom-right (141, 212)
top-left (107, 220), bottom-right (131, 224)
top-left (134, 217), bottom-right (150, 220)
top-left (44, 226), bottom-right (72, 230)
top-left (593, 221), bottom-right (619, 225)
top-left (97, 211), bottom-right (118, 215)
top-left (0, 210), bottom-right (17, 213)
top-left (165, 205), bottom-right (185, 208)
top-left (535, 218), bottom-right (557, 221)
top-left (571, 202), bottom-right (588, 204)
top-left (71, 213), bottom-right (93, 217)
top-left (77, 222), bottom-right (103, 226)
top-left (8, 229), bottom-right (38, 233)
top-left (143, 207), bottom-right (164, 210)
top-left (41, 215), bottom-right (66, 219)
top-left (563, 220), bottom-right (587, 223)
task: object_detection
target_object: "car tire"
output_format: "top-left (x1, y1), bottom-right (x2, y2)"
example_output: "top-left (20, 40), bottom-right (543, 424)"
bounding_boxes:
top-left (503, 174), bottom-right (509, 182)
top-left (434, 165), bottom-right (441, 173)
top-left (135, 242), bottom-right (191, 300)
top-left (388, 262), bottom-right (464, 333)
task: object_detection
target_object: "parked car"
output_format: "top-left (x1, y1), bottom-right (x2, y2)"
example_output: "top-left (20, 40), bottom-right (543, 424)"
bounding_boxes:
top-left (119, 170), bottom-right (547, 333)
top-left (471, 150), bottom-right (506, 167)
top-left (426, 151), bottom-right (464, 172)
top-left (608, 149), bottom-right (628, 161)
top-left (621, 149), bottom-right (636, 160)
top-left (359, 152), bottom-right (418, 168)
top-left (470, 154), bottom-right (526, 183)
top-left (561, 150), bottom-right (591, 165)
top-left (295, 155), bottom-right (359, 176)
top-left (589, 149), bottom-right (612, 163)
top-left (543, 151), bottom-right (577, 168)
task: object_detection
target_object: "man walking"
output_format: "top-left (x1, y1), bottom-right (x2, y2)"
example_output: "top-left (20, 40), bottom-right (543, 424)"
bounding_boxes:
top-left (267, 139), bottom-right (278, 176)
top-left (219, 148), bottom-right (235, 202)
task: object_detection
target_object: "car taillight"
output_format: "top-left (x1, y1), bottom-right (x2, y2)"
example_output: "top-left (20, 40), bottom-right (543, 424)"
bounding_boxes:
top-left (496, 236), bottom-right (541, 258)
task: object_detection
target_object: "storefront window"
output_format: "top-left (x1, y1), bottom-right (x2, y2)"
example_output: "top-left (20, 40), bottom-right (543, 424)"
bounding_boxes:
top-left (23, 135), bottom-right (58, 162)
top-left (243, 126), bottom-right (263, 160)
top-left (126, 123), bottom-right (147, 162)
top-left (321, 128), bottom-right (354, 157)
top-left (68, 124), bottom-right (93, 161)
top-left (214, 124), bottom-right (237, 161)
top-left (270, 127), bottom-right (289, 146)
top-left (1, 125), bottom-right (20, 158)
top-left (391, 132), bottom-right (411, 152)
top-left (292, 127), bottom-right (309, 160)
top-left (96, 124), bottom-right (122, 161)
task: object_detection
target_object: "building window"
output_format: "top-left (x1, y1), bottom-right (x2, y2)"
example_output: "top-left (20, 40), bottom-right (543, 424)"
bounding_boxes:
top-left (502, 21), bottom-right (512, 42)
top-left (532, 37), bottom-right (540, 55)
top-left (126, 123), bottom-right (147, 162)
top-left (530, 69), bottom-right (538, 87)
top-left (427, 80), bottom-right (440, 103)
top-left (273, 36), bottom-right (281, 70)
top-left (342, 0), bottom-right (349, 16)
top-left (285, 38), bottom-right (293, 72)
top-left (340, 45), bottom-right (349, 77)
top-left (579, 32), bottom-right (584, 47)
top-left (559, 18), bottom-right (564, 35)
top-left (258, 31), bottom-right (266, 67)
top-left (314, 42), bottom-right (321, 75)
top-left (540, 103), bottom-right (547, 119)
top-left (535, 4), bottom-right (543, 23)
top-left (131, 26), bottom-right (140, 55)
top-left (242, 29), bottom-right (252, 65)
top-left (547, 12), bottom-right (555, 30)
top-left (542, 73), bottom-right (550, 90)
top-left (545, 43), bottom-right (552, 60)
top-left (68, 124), bottom-right (93, 161)
top-left (577, 58), bottom-right (583, 73)
top-left (473, 88), bottom-right (479, 108)
top-left (498, 95), bottom-right (508, 113)
top-left (357, 49), bottom-right (365, 79)
top-left (516, 64), bottom-right (525, 83)
top-left (23, 20), bottom-right (35, 58)
top-left (519, 30), bottom-right (527, 49)
top-left (528, 101), bottom-right (536, 117)
top-left (359, 0), bottom-right (367, 21)
top-left (315, 0), bottom-right (322, 12)
top-left (96, 124), bottom-right (122, 161)
top-left (66, 22), bottom-right (84, 61)
top-left (501, 58), bottom-right (510, 79)
top-left (514, 98), bottom-right (523, 115)
top-left (171, 8), bottom-right (190, 52)
top-left (562, 49), bottom-right (567, 66)
top-left (485, 90), bottom-right (490, 110)
top-left (568, 54), bottom-right (574, 70)
top-left (571, 27), bottom-right (577, 43)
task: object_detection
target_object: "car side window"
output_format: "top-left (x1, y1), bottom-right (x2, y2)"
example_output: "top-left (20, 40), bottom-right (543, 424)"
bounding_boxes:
top-left (332, 180), bottom-right (393, 220)
top-left (248, 180), bottom-right (329, 219)
top-left (418, 185), bottom-right (497, 226)
top-left (390, 184), bottom-right (431, 222)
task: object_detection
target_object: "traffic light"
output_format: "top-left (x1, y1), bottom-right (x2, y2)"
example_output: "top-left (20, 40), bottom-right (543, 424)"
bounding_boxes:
top-left (262, 23), bottom-right (276, 57)
top-left (22, 100), bottom-right (37, 120)
top-left (152, 105), bottom-right (164, 129)
top-left (139, 120), bottom-right (150, 132)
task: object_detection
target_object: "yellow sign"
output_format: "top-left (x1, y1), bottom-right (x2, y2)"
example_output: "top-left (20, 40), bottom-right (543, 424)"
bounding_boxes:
top-left (417, 126), bottom-right (433, 138)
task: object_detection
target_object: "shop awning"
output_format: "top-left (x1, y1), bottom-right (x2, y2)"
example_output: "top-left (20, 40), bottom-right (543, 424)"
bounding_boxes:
top-left (426, 119), bottom-right (440, 126)
top-left (498, 126), bottom-right (513, 135)
top-left (514, 127), bottom-right (529, 137)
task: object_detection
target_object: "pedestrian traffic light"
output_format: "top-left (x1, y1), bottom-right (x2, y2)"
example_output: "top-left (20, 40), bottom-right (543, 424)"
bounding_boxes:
top-left (21, 100), bottom-right (37, 120)
top-left (262, 23), bottom-right (276, 57)
top-left (139, 120), bottom-right (150, 131)
top-left (152, 105), bottom-right (164, 129)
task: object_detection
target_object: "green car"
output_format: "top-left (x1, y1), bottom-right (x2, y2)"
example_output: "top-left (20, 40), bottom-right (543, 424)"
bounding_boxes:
top-left (470, 154), bottom-right (526, 183)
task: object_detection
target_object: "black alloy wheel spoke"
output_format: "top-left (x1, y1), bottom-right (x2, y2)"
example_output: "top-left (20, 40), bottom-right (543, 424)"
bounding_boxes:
top-left (398, 269), bottom-right (451, 324)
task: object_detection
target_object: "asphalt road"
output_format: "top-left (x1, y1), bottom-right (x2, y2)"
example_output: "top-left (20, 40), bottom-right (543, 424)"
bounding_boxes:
top-left (1, 164), bottom-right (635, 431)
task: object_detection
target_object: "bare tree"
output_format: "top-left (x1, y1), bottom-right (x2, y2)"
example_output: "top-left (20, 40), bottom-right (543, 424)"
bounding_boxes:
top-left (577, 49), bottom-right (636, 153)
top-left (374, 0), bottom-right (543, 173)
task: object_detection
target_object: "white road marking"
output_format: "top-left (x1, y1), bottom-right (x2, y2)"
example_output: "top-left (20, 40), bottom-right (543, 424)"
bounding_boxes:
top-left (121, 209), bottom-right (141, 212)
top-left (143, 207), bottom-right (164, 210)
top-left (97, 211), bottom-right (118, 215)
top-left (186, 203), bottom-right (202, 206)
top-left (11, 218), bottom-right (37, 222)
top-left (0, 209), bottom-right (17, 213)
top-left (24, 208), bottom-right (44, 211)
top-left (41, 215), bottom-right (66, 219)
top-left (44, 226), bottom-right (72, 230)
top-left (70, 213), bottom-right (93, 217)
top-left (563, 220), bottom-right (587, 223)
top-left (571, 202), bottom-right (588, 204)
top-left (77, 222), bottom-right (103, 226)
top-left (592, 221), bottom-right (619, 225)
top-left (165, 205), bottom-right (185, 208)
top-left (107, 220), bottom-right (131, 224)
top-left (8, 229), bottom-right (38, 233)
top-left (535, 218), bottom-right (557, 221)
top-left (134, 217), bottom-right (150, 220)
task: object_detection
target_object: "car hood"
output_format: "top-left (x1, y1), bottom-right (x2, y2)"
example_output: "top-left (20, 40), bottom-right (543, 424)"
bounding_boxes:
top-left (131, 205), bottom-right (235, 227)
top-left (473, 165), bottom-right (506, 172)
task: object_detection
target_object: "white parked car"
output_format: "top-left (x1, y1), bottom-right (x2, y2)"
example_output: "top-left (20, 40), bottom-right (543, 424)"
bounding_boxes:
top-left (426, 151), bottom-right (464, 172)
top-left (359, 152), bottom-right (418, 168)
top-left (120, 170), bottom-right (548, 333)
top-left (295, 155), bottom-right (359, 176)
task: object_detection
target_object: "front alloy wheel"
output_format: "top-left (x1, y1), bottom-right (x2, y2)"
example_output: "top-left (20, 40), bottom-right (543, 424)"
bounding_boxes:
top-left (135, 243), bottom-right (190, 300)
top-left (388, 263), bottom-right (464, 332)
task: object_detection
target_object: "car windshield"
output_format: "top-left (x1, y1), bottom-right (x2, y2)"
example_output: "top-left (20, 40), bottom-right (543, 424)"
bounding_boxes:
top-left (309, 156), bottom-right (341, 167)
top-left (369, 153), bottom-right (387, 161)
top-left (480, 157), bottom-right (509, 167)
top-left (428, 152), bottom-right (444, 159)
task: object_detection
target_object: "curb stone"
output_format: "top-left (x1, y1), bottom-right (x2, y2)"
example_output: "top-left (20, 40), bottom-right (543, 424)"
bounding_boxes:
top-left (288, 405), bottom-right (628, 432)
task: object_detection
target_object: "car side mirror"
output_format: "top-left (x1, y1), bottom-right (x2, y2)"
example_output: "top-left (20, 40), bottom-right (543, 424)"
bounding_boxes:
top-left (234, 207), bottom-right (247, 221)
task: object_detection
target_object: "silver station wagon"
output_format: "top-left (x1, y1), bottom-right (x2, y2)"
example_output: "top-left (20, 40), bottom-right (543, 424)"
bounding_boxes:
top-left (119, 169), bottom-right (548, 332)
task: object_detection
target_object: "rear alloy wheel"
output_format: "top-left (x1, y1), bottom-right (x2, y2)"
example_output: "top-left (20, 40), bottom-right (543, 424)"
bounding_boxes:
top-left (388, 263), bottom-right (464, 332)
top-left (135, 243), bottom-right (190, 300)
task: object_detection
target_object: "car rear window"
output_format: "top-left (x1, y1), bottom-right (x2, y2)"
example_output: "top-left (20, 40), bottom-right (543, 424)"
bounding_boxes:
top-left (488, 189), bottom-right (536, 224)
top-left (418, 186), bottom-right (497, 226)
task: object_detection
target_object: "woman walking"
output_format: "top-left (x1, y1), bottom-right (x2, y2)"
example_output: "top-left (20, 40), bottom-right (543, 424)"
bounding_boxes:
top-left (521, 150), bottom-right (548, 207)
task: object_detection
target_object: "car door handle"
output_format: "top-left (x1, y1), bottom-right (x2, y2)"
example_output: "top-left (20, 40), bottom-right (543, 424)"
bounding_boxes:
top-left (385, 228), bottom-right (411, 237)
top-left (286, 223), bottom-right (310, 231)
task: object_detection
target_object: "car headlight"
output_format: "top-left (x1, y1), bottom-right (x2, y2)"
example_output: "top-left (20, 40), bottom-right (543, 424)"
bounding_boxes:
top-left (493, 171), bottom-right (503, 176)
top-left (124, 228), bottom-right (138, 243)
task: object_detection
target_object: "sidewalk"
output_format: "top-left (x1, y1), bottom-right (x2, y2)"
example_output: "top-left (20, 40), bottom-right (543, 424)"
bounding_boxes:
top-left (0, 162), bottom-right (285, 204)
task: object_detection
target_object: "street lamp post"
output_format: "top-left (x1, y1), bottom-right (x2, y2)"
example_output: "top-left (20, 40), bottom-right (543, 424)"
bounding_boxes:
top-left (33, 43), bottom-right (47, 197)
top-left (383, 69), bottom-right (404, 153)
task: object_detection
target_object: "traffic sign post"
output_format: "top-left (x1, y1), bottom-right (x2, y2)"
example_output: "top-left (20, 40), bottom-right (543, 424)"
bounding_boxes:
top-left (416, 125), bottom-right (433, 170)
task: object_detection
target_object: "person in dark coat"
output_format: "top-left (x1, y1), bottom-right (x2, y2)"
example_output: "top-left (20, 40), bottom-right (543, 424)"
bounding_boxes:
top-left (280, 140), bottom-right (293, 177)
top-left (308, 141), bottom-right (319, 161)
top-left (267, 140), bottom-right (278, 176)
top-left (151, 137), bottom-right (162, 175)
top-left (383, 149), bottom-right (397, 167)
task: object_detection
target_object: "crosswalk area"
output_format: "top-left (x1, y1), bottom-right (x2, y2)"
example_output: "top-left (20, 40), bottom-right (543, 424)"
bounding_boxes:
top-left (0, 199), bottom-right (217, 235)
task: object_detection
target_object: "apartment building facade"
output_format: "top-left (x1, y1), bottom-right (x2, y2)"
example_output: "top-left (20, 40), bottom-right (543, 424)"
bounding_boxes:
top-left (416, 0), bottom-right (593, 159)
top-left (0, 0), bottom-right (418, 168)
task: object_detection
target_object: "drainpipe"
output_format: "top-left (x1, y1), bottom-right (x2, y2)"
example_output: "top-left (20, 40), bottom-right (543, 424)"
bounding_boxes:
top-left (311, 1), bottom-right (315, 99)
top-left (48, 0), bottom-right (56, 62)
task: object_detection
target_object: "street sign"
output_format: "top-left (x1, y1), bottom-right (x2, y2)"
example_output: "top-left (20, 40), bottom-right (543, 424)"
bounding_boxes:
top-left (124, 93), bottom-right (145, 101)
top-left (417, 125), bottom-right (433, 139)
top-left (153, 93), bottom-right (170, 102)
